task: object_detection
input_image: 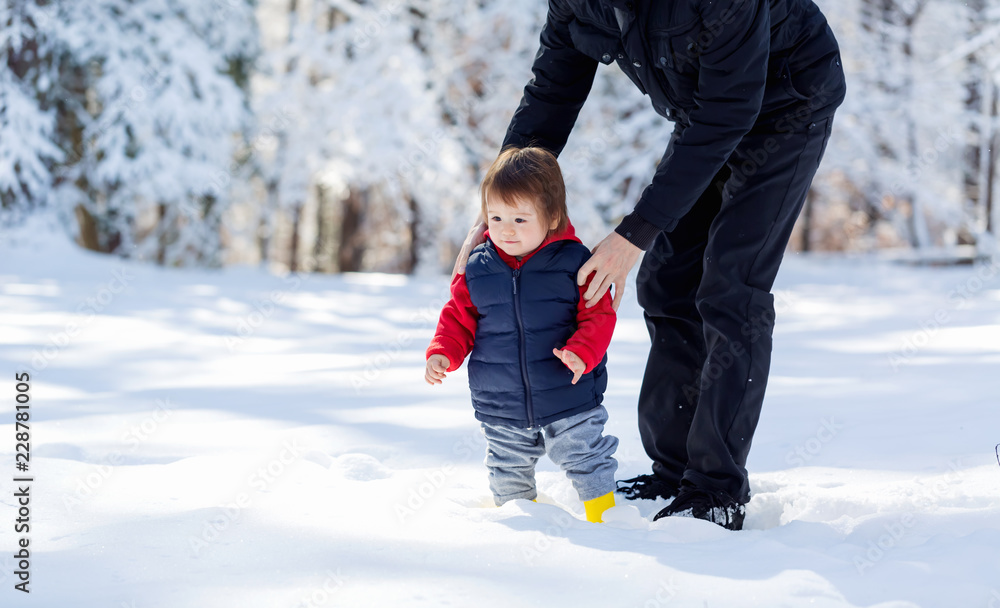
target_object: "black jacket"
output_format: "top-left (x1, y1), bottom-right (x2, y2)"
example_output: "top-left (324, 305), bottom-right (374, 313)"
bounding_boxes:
top-left (501, 0), bottom-right (846, 248)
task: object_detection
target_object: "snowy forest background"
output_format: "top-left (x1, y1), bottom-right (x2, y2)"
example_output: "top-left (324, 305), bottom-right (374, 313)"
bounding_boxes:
top-left (2, 0), bottom-right (1000, 272)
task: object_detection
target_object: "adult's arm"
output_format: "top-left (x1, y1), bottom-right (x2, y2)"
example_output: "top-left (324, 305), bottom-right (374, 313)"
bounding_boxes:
top-left (501, 0), bottom-right (599, 154)
top-left (614, 0), bottom-right (771, 250)
top-left (458, 3), bottom-right (597, 276)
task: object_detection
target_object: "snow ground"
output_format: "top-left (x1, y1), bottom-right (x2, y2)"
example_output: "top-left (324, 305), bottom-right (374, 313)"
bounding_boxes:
top-left (1, 220), bottom-right (999, 607)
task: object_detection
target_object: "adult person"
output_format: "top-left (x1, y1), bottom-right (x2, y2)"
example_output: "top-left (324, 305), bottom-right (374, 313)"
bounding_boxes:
top-left (454, 0), bottom-right (845, 530)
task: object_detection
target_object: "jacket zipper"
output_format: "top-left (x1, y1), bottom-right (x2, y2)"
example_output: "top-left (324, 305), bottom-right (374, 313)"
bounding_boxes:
top-left (511, 268), bottom-right (535, 428)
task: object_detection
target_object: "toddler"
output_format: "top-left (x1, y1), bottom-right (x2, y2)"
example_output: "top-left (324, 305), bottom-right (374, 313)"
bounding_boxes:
top-left (425, 147), bottom-right (619, 522)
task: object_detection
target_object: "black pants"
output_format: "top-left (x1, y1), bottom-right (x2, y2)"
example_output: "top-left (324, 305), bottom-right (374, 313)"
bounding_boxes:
top-left (635, 116), bottom-right (834, 503)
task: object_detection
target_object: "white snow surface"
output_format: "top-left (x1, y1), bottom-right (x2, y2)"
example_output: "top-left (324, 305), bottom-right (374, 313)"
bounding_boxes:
top-left (1, 220), bottom-right (999, 607)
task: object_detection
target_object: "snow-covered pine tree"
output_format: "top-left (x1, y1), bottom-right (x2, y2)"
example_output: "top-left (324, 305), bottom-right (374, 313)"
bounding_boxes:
top-left (52, 0), bottom-right (258, 265)
top-left (0, 1), bottom-right (64, 224)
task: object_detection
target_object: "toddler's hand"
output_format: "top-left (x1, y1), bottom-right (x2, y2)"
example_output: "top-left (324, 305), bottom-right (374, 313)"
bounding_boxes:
top-left (552, 347), bottom-right (585, 385)
top-left (425, 354), bottom-right (450, 385)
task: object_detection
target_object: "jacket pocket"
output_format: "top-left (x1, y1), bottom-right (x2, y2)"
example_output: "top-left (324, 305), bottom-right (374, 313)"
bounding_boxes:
top-left (567, 19), bottom-right (650, 95)
top-left (567, 19), bottom-right (619, 65)
top-left (774, 54), bottom-right (811, 102)
top-left (650, 17), bottom-right (701, 72)
top-left (650, 20), bottom-right (701, 110)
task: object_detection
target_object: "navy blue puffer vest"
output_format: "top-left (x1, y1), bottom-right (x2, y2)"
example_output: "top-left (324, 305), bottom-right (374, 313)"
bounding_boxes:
top-left (464, 238), bottom-right (608, 428)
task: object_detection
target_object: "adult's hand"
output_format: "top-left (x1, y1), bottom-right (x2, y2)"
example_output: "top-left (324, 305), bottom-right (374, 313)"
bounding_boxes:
top-left (577, 231), bottom-right (642, 311)
top-left (452, 221), bottom-right (487, 278)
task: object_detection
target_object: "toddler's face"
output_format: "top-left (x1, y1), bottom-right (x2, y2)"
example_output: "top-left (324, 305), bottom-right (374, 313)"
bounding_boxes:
top-left (486, 196), bottom-right (557, 259)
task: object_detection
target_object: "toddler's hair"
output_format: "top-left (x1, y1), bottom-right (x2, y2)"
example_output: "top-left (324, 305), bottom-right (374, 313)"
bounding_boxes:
top-left (480, 147), bottom-right (569, 235)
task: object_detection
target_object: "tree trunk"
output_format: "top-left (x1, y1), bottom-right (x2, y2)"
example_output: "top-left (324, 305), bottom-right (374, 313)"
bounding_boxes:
top-left (313, 184), bottom-right (328, 273)
top-left (986, 80), bottom-right (998, 234)
top-left (201, 195), bottom-right (221, 268)
top-left (289, 203), bottom-right (302, 272)
top-left (74, 204), bottom-right (100, 252)
top-left (405, 193), bottom-right (420, 273)
top-left (901, 13), bottom-right (929, 249)
top-left (157, 203), bottom-right (168, 265)
top-left (259, 180), bottom-right (278, 266)
top-left (338, 187), bottom-right (366, 272)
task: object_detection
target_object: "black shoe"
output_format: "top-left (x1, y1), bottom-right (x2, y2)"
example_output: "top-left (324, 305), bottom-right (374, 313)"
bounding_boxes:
top-left (615, 474), bottom-right (679, 501)
top-left (652, 487), bottom-right (746, 531)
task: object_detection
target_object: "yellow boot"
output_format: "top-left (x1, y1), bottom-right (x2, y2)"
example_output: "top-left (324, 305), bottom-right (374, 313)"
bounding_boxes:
top-left (584, 491), bottom-right (615, 523)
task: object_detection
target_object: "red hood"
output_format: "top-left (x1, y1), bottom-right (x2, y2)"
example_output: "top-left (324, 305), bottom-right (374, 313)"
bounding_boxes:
top-left (485, 222), bottom-right (582, 269)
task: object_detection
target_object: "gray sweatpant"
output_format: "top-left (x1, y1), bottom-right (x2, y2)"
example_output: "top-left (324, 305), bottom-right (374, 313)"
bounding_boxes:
top-left (481, 405), bottom-right (618, 505)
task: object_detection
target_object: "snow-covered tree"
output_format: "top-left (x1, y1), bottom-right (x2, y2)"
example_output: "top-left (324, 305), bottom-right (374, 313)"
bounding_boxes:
top-left (8, 0), bottom-right (999, 269)
top-left (0, 1), bottom-right (64, 222)
top-left (2, 0), bottom-right (258, 265)
top-left (956, 0), bottom-right (999, 252)
top-left (245, 0), bottom-right (471, 273)
top-left (54, 0), bottom-right (258, 265)
top-left (809, 0), bottom-right (989, 254)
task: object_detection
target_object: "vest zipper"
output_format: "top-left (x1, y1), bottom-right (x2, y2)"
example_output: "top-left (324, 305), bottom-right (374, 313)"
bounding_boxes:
top-left (511, 268), bottom-right (535, 428)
